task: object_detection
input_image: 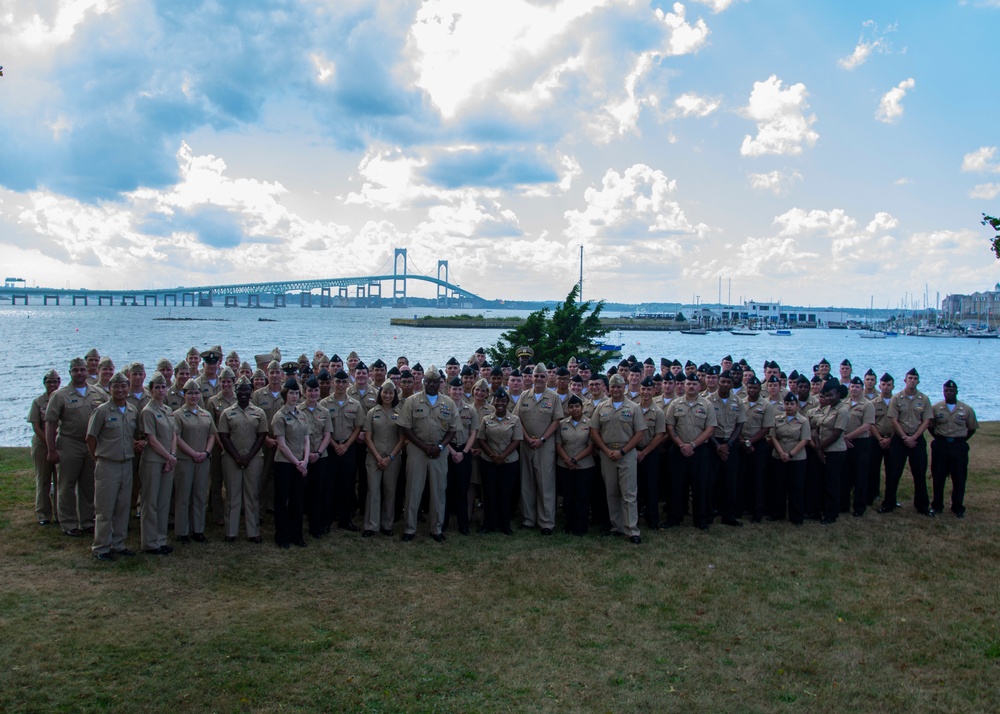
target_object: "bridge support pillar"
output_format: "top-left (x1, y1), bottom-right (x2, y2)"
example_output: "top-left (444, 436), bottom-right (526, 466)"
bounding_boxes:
top-left (144, 295), bottom-right (157, 306)
top-left (368, 281), bottom-right (381, 307)
top-left (12, 294), bottom-right (28, 305)
top-left (273, 293), bottom-right (286, 308)
top-left (393, 247), bottom-right (407, 307)
top-left (182, 292), bottom-right (195, 307)
top-left (120, 294), bottom-right (138, 306)
top-left (300, 291), bottom-right (312, 308)
top-left (98, 295), bottom-right (113, 306)
top-left (164, 293), bottom-right (177, 307)
top-left (320, 287), bottom-right (332, 307)
top-left (198, 292), bottom-right (213, 307)
top-left (72, 295), bottom-right (88, 306)
top-left (43, 295), bottom-right (59, 306)
top-left (247, 294), bottom-right (260, 308)
top-left (224, 296), bottom-right (238, 308)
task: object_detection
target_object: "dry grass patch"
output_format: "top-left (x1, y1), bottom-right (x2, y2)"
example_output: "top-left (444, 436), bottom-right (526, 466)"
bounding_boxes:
top-left (2, 429), bottom-right (1000, 713)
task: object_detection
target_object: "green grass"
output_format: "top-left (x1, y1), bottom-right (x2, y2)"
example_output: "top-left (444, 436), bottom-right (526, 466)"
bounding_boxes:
top-left (2, 428), bottom-right (1000, 713)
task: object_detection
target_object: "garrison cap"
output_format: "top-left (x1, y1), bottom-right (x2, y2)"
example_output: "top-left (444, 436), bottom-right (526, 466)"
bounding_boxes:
top-left (347, 351), bottom-right (360, 360)
top-left (865, 368), bottom-right (876, 377)
top-left (330, 354), bottom-right (342, 363)
top-left (156, 357), bottom-right (172, 371)
top-left (304, 377), bottom-right (320, 390)
top-left (821, 380), bottom-right (845, 396)
top-left (547, 361), bottom-right (557, 369)
top-left (906, 367), bottom-right (919, 377)
top-left (460, 366), bottom-right (475, 376)
top-left (219, 367), bottom-right (236, 381)
top-left (746, 376), bottom-right (761, 386)
top-left (783, 392), bottom-right (798, 402)
top-left (85, 348), bottom-right (100, 360)
top-left (317, 370), bottom-right (332, 380)
top-left (765, 375), bottom-right (780, 383)
top-left (371, 358), bottom-right (386, 369)
top-left (841, 359), bottom-right (852, 367)
top-left (387, 366), bottom-right (400, 376)
top-left (182, 378), bottom-right (199, 392)
top-left (128, 362), bottom-right (145, 373)
top-left (662, 372), bottom-right (674, 382)
top-left (661, 357), bottom-right (670, 366)
top-left (509, 369), bottom-right (521, 377)
top-left (240, 361), bottom-right (253, 373)
top-left (850, 376), bottom-right (863, 385)
top-left (252, 369), bottom-right (266, 381)
top-left (148, 373), bottom-right (166, 387)
top-left (424, 364), bottom-right (441, 379)
top-left (788, 370), bottom-right (799, 381)
top-left (267, 360), bottom-right (281, 372)
top-left (567, 395), bottom-right (583, 406)
top-left (722, 355), bottom-right (733, 362)
top-left (685, 372), bottom-right (701, 382)
top-left (332, 370), bottom-right (350, 380)
top-left (398, 369), bottom-right (413, 379)
top-left (707, 366), bottom-right (720, 376)
top-left (492, 366), bottom-right (504, 376)
top-left (446, 357), bottom-right (460, 366)
top-left (187, 347), bottom-right (200, 357)
top-left (226, 351), bottom-right (240, 363)
top-left (719, 369), bottom-right (732, 380)
top-left (943, 379), bottom-right (958, 389)
top-left (354, 361), bottom-right (368, 371)
top-left (609, 374), bottom-right (626, 386)
top-left (643, 357), bottom-right (654, 365)
top-left (629, 363), bottom-right (643, 373)
top-left (652, 373), bottom-right (662, 382)
top-left (98, 357), bottom-right (114, 369)
top-left (639, 376), bottom-right (654, 387)
top-left (411, 363), bottom-right (423, 372)
top-left (811, 375), bottom-right (823, 383)
top-left (685, 360), bottom-right (696, 368)
top-left (109, 372), bottom-right (129, 386)
top-left (448, 377), bottom-right (462, 387)
top-left (235, 376), bottom-right (252, 387)
top-left (500, 361), bottom-right (512, 369)
top-left (282, 378), bottom-right (300, 391)
top-left (174, 360), bottom-right (188, 373)
top-left (70, 357), bottom-right (87, 369)
top-left (532, 363), bottom-right (548, 376)
top-left (818, 358), bottom-right (830, 366)
top-left (571, 374), bottom-right (584, 383)
top-left (43, 369), bottom-right (61, 383)
top-left (475, 347), bottom-right (486, 355)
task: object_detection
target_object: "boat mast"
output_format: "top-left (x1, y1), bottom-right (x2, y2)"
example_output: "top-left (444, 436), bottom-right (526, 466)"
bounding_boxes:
top-left (578, 245), bottom-right (584, 303)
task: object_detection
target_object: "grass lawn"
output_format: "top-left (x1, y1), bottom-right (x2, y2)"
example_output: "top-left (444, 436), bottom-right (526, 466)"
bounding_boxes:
top-left (1, 427), bottom-right (999, 713)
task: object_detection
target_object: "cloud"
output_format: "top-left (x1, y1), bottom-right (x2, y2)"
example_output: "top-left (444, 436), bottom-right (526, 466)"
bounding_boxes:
top-left (748, 169), bottom-right (803, 195)
top-left (774, 208), bottom-right (857, 237)
top-left (564, 164), bottom-right (707, 244)
top-left (671, 92), bottom-right (721, 118)
top-left (739, 75), bottom-right (819, 157)
top-left (970, 183), bottom-right (1000, 200)
top-left (894, 177), bottom-right (913, 185)
top-left (689, 0), bottom-right (743, 13)
top-left (838, 20), bottom-right (899, 70)
top-left (876, 78), bottom-right (915, 124)
top-left (962, 146), bottom-right (1000, 173)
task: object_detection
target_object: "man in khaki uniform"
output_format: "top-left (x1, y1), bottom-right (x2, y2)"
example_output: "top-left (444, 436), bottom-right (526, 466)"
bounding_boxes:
top-left (707, 370), bottom-right (746, 526)
top-left (86, 372), bottom-right (139, 561)
top-left (929, 380), bottom-right (978, 518)
top-left (513, 363), bottom-right (564, 534)
top-left (85, 348), bottom-right (101, 384)
top-left (868, 373), bottom-right (894, 508)
top-left (252, 360), bottom-right (285, 515)
top-left (665, 373), bottom-right (718, 530)
top-left (126, 362), bottom-right (150, 515)
top-left (397, 367), bottom-right (459, 542)
top-left (590, 374), bottom-right (645, 543)
top-left (320, 370), bottom-right (364, 532)
top-left (218, 377), bottom-right (269, 541)
top-left (28, 370), bottom-right (61, 525)
top-left (46, 357), bottom-right (107, 536)
top-left (348, 361), bottom-right (379, 516)
top-left (882, 368), bottom-right (934, 515)
top-left (207, 367), bottom-right (238, 525)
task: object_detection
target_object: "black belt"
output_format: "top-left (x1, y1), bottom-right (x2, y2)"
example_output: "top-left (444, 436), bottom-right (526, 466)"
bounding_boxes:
top-left (936, 436), bottom-right (965, 443)
top-left (335, 439), bottom-right (350, 445)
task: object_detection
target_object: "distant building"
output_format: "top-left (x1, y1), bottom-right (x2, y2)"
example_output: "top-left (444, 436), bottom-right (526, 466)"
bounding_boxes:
top-left (4, 277), bottom-right (26, 289)
top-left (942, 284), bottom-right (1000, 323)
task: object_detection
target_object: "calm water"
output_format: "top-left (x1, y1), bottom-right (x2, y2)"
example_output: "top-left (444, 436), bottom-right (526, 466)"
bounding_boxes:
top-left (4, 305), bottom-right (995, 446)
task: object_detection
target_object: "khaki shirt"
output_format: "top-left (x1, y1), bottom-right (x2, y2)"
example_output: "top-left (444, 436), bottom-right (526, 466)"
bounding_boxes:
top-left (347, 384), bottom-right (379, 415)
top-left (208, 392), bottom-right (237, 426)
top-left (844, 399), bottom-right (875, 438)
top-left (217, 403), bottom-right (269, 459)
top-left (931, 400), bottom-right (978, 439)
top-left (743, 400), bottom-right (776, 437)
top-left (140, 402), bottom-right (176, 463)
top-left (872, 397), bottom-right (893, 438)
top-left (478, 414), bottom-right (523, 463)
top-left (194, 374), bottom-right (221, 402)
top-left (452, 402), bottom-right (481, 448)
top-left (592, 398), bottom-right (645, 449)
top-left (813, 403), bottom-right (849, 452)
top-left (797, 395), bottom-right (820, 418)
top-left (888, 390), bottom-right (933, 435)
top-left (364, 404), bottom-right (403, 456)
top-left (708, 393), bottom-right (746, 441)
top-left (637, 404), bottom-right (666, 450)
top-left (513, 389), bottom-right (564, 439)
top-left (397, 392), bottom-right (461, 446)
top-left (665, 397), bottom-right (717, 445)
top-left (173, 406), bottom-right (218, 458)
top-left (252, 387), bottom-right (285, 435)
top-left (87, 401), bottom-right (138, 461)
top-left (166, 386), bottom-right (186, 412)
top-left (302, 404), bottom-right (333, 456)
top-left (27, 392), bottom-right (51, 448)
top-left (320, 395), bottom-right (364, 442)
top-left (557, 416), bottom-right (595, 469)
top-left (127, 390), bottom-right (150, 435)
top-left (272, 406), bottom-right (309, 462)
top-left (45, 384), bottom-right (107, 443)
top-left (770, 414), bottom-right (810, 461)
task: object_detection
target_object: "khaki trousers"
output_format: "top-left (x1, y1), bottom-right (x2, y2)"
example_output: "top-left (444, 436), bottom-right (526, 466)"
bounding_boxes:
top-left (519, 440), bottom-right (556, 529)
top-left (31, 442), bottom-right (58, 521)
top-left (222, 455), bottom-right (263, 538)
top-left (174, 458), bottom-right (211, 536)
top-left (139, 456), bottom-right (173, 550)
top-left (92, 458), bottom-right (133, 555)
top-left (403, 445), bottom-right (447, 536)
top-left (599, 450), bottom-right (640, 537)
top-left (365, 452), bottom-right (401, 532)
top-left (56, 438), bottom-right (95, 531)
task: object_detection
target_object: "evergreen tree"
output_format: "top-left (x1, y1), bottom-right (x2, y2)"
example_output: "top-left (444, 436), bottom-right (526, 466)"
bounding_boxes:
top-left (488, 285), bottom-right (612, 369)
top-left (983, 214), bottom-right (1000, 259)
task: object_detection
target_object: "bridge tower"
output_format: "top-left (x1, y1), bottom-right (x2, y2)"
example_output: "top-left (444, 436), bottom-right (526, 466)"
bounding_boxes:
top-left (393, 248), bottom-right (407, 307)
top-left (436, 260), bottom-right (449, 309)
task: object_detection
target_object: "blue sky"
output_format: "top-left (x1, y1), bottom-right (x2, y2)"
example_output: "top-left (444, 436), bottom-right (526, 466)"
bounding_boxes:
top-left (1, 0), bottom-right (999, 307)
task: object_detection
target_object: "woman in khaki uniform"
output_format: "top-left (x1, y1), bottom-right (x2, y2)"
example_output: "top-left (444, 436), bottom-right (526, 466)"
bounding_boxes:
top-left (167, 362), bottom-right (190, 411)
top-left (272, 379), bottom-right (310, 549)
top-left (138, 373), bottom-right (177, 553)
top-left (477, 389), bottom-right (522, 535)
top-left (769, 393), bottom-right (811, 524)
top-left (809, 381), bottom-right (849, 524)
top-left (445, 379), bottom-right (480, 536)
top-left (218, 377), bottom-right (269, 542)
top-left (555, 395), bottom-right (595, 536)
top-left (207, 368), bottom-right (238, 526)
top-left (28, 370), bottom-right (61, 525)
top-left (363, 383), bottom-right (405, 537)
top-left (173, 379), bottom-right (217, 543)
top-left (302, 377), bottom-right (332, 538)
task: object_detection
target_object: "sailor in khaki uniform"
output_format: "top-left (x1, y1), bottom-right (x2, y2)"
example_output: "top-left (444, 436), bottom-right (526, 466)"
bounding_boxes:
top-left (138, 373), bottom-right (177, 553)
top-left (868, 373), bottom-right (895, 508)
top-left (46, 357), bottom-right (107, 536)
top-left (207, 367), bottom-right (238, 525)
top-left (166, 361), bottom-right (189, 411)
top-left (126, 362), bottom-right (150, 514)
top-left (929, 380), bottom-right (978, 517)
top-left (85, 348), bottom-right (101, 384)
top-left (28, 370), bottom-right (61, 525)
top-left (252, 360), bottom-right (285, 516)
top-left (445, 378), bottom-right (480, 536)
top-left (301, 377), bottom-right (332, 537)
top-left (842, 377), bottom-right (875, 516)
top-left (513, 363), bottom-right (564, 534)
top-left (363, 382), bottom-right (405, 537)
top-left (319, 370), bottom-right (364, 532)
top-left (635, 377), bottom-right (666, 530)
top-left (739, 376), bottom-right (775, 523)
top-left (217, 377), bottom-right (268, 541)
top-left (397, 367), bottom-right (459, 541)
top-left (173, 378), bottom-right (218, 542)
top-left (86, 372), bottom-right (138, 561)
top-left (665, 373), bottom-right (717, 530)
top-left (477, 388), bottom-right (522, 534)
top-left (197, 346), bottom-right (225, 523)
top-left (555, 395), bottom-right (595, 535)
top-left (590, 374), bottom-right (645, 543)
top-left (707, 370), bottom-right (746, 526)
top-left (768, 393), bottom-right (811, 524)
top-left (347, 361), bottom-right (379, 520)
top-left (272, 379), bottom-right (310, 548)
top-left (882, 368), bottom-right (934, 515)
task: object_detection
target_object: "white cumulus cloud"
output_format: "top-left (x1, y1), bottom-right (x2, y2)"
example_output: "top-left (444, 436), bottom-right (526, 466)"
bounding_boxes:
top-left (970, 183), bottom-right (1000, 200)
top-left (876, 78), bottom-right (915, 124)
top-left (671, 92), bottom-right (721, 118)
top-left (838, 20), bottom-right (898, 70)
top-left (962, 146), bottom-right (1000, 173)
top-left (740, 75), bottom-right (819, 157)
top-left (748, 169), bottom-right (803, 195)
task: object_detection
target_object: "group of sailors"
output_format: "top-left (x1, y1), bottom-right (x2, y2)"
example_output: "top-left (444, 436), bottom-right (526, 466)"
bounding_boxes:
top-left (29, 344), bottom-right (978, 560)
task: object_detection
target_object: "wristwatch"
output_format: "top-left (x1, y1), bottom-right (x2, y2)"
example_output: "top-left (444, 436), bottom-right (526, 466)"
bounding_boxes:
top-left (744, 439), bottom-right (752, 448)
top-left (437, 443), bottom-right (444, 452)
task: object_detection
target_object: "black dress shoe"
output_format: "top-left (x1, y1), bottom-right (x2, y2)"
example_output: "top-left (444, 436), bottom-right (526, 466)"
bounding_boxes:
top-left (362, 530), bottom-right (375, 538)
top-left (820, 518), bottom-right (836, 525)
top-left (477, 527), bottom-right (492, 534)
top-left (877, 505), bottom-right (894, 514)
top-left (176, 535), bottom-right (191, 544)
top-left (158, 545), bottom-right (174, 555)
top-left (192, 533), bottom-right (207, 543)
top-left (919, 508), bottom-right (936, 517)
top-left (432, 533), bottom-right (446, 543)
top-left (115, 549), bottom-right (136, 557)
top-left (750, 517), bottom-right (762, 524)
top-left (721, 518), bottom-right (743, 527)
top-left (143, 548), bottom-right (162, 555)
top-left (955, 511), bottom-right (966, 519)
top-left (401, 533), bottom-right (415, 542)
top-left (248, 536), bottom-right (262, 543)
top-left (225, 536), bottom-right (237, 543)
top-left (853, 511), bottom-right (864, 518)
top-left (38, 519), bottom-right (51, 526)
top-left (293, 539), bottom-right (307, 547)
top-left (630, 535), bottom-right (642, 544)
top-left (459, 527), bottom-right (470, 536)
top-left (278, 542), bottom-right (290, 549)
top-left (502, 528), bottom-right (513, 536)
top-left (95, 552), bottom-right (114, 562)
top-left (540, 528), bottom-right (553, 536)
top-left (380, 528), bottom-right (393, 537)
top-left (341, 522), bottom-right (360, 532)
top-left (64, 528), bottom-right (84, 537)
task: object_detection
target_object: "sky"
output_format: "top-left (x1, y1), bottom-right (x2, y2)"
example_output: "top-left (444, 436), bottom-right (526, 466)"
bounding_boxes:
top-left (1, 0), bottom-right (999, 308)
